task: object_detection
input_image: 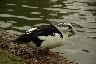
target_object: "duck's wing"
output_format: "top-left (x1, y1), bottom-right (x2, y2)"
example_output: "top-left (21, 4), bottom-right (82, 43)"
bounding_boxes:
top-left (16, 24), bottom-right (63, 47)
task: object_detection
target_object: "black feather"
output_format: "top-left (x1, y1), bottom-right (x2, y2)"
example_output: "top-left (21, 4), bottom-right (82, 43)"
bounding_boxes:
top-left (16, 24), bottom-right (63, 47)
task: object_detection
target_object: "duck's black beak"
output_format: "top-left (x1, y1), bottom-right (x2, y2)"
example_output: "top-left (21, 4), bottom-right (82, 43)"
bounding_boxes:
top-left (68, 29), bottom-right (75, 37)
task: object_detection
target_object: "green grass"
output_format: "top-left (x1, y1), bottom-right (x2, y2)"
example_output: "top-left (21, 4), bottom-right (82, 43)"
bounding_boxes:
top-left (0, 50), bottom-right (24, 64)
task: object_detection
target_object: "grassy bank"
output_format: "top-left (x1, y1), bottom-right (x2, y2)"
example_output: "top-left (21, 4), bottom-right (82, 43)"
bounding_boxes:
top-left (0, 49), bottom-right (24, 64)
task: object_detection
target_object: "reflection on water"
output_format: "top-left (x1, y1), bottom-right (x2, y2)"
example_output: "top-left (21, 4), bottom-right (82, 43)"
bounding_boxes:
top-left (0, 0), bottom-right (96, 64)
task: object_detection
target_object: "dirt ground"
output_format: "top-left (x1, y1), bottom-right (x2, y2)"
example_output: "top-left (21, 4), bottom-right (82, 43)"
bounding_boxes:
top-left (0, 29), bottom-right (78, 64)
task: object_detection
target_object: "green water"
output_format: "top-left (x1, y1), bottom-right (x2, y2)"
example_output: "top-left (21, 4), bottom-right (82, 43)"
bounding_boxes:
top-left (0, 0), bottom-right (96, 64)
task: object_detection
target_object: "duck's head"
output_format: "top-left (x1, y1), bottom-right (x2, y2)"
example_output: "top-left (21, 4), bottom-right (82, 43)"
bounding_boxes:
top-left (56, 22), bottom-right (75, 37)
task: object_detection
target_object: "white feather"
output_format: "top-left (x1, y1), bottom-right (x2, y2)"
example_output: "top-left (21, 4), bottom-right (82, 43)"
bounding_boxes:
top-left (38, 33), bottom-right (64, 49)
top-left (26, 28), bottom-right (37, 34)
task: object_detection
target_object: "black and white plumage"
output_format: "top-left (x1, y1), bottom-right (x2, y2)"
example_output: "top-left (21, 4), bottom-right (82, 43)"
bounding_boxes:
top-left (16, 23), bottom-right (75, 49)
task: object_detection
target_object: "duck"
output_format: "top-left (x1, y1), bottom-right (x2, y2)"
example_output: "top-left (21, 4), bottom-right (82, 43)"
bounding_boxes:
top-left (16, 23), bottom-right (75, 50)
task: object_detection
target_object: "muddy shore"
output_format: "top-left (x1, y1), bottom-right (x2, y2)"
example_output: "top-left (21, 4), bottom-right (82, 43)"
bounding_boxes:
top-left (0, 29), bottom-right (78, 64)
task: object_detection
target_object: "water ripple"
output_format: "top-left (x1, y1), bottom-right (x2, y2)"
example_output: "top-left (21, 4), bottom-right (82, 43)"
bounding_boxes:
top-left (0, 21), bottom-right (12, 28)
top-left (87, 36), bottom-right (96, 39)
top-left (7, 9), bottom-right (14, 12)
top-left (6, 3), bottom-right (16, 6)
top-left (21, 5), bottom-right (39, 9)
top-left (0, 14), bottom-right (42, 20)
top-left (30, 12), bottom-right (41, 15)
